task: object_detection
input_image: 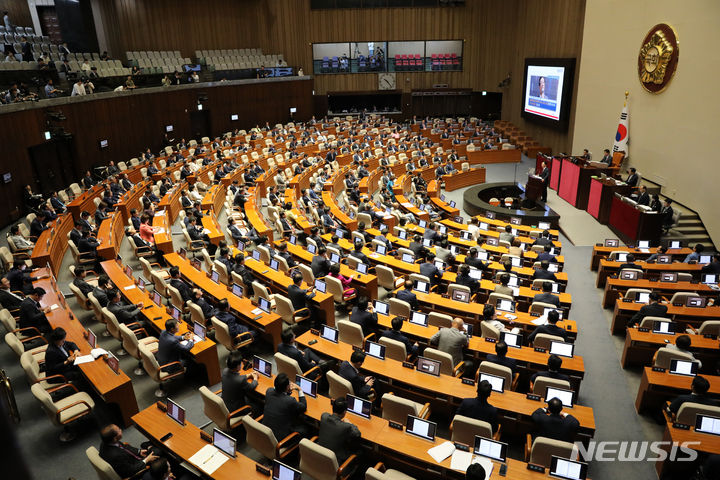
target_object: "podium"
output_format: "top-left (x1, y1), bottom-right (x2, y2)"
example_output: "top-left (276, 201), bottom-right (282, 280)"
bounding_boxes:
top-left (525, 175), bottom-right (544, 202)
top-left (587, 177), bottom-right (632, 224)
top-left (555, 157), bottom-right (618, 210)
top-left (608, 194), bottom-right (662, 244)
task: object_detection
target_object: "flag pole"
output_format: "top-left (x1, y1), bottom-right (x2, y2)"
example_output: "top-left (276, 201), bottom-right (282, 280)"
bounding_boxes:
top-left (624, 90), bottom-right (629, 107)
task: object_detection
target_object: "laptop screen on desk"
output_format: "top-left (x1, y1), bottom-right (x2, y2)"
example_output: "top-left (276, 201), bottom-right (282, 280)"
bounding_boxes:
top-left (669, 360), bottom-right (698, 376)
top-left (364, 341), bottom-right (385, 360)
top-left (501, 331), bottom-right (522, 348)
top-left (621, 270), bottom-right (638, 280)
top-left (295, 375), bottom-right (317, 398)
top-left (170, 306), bottom-right (181, 321)
top-left (414, 281), bottom-right (429, 294)
top-left (410, 311), bottom-right (428, 326)
top-left (253, 356), bottom-right (272, 377)
top-left (539, 222), bottom-right (551, 230)
top-left (700, 255), bottom-right (712, 264)
top-left (695, 415), bottom-right (720, 436)
top-left (167, 398), bottom-right (185, 425)
top-left (660, 272), bottom-right (677, 283)
top-left (252, 250), bottom-right (261, 261)
top-left (314, 279), bottom-right (327, 293)
top-left (272, 460), bottom-right (302, 480)
top-left (213, 428), bottom-right (236, 457)
top-left (468, 269), bottom-right (483, 280)
top-left (418, 220), bottom-right (427, 228)
top-left (546, 387), bottom-right (574, 408)
top-left (635, 292), bottom-right (650, 304)
top-left (543, 308), bottom-right (564, 320)
top-left (374, 300), bottom-right (389, 315)
top-left (417, 356), bottom-right (441, 376)
top-left (657, 255), bottom-right (672, 264)
top-left (474, 437), bottom-right (508, 462)
top-left (232, 284), bottom-right (243, 297)
top-left (210, 270), bottom-right (220, 283)
top-left (321, 325), bottom-right (338, 343)
top-left (307, 244), bottom-right (317, 254)
top-left (329, 253), bottom-right (340, 265)
top-left (686, 296), bottom-right (707, 308)
top-left (86, 329), bottom-right (97, 348)
top-left (550, 341), bottom-right (574, 358)
top-left (669, 241), bottom-right (682, 249)
top-left (479, 222), bottom-right (489, 231)
top-left (269, 259), bottom-right (280, 271)
top-left (549, 457), bottom-right (588, 480)
top-left (479, 373), bottom-right (505, 393)
top-left (652, 320), bottom-right (675, 335)
top-left (346, 394), bottom-right (372, 419)
top-left (605, 239), bottom-right (619, 247)
top-left (615, 253), bottom-right (628, 262)
top-left (461, 231), bottom-right (472, 240)
top-left (376, 244), bottom-right (387, 255)
top-left (193, 322), bottom-right (206, 341)
top-left (702, 274), bottom-right (718, 285)
top-left (258, 297), bottom-right (271, 313)
top-left (451, 290), bottom-right (470, 303)
top-left (406, 415), bottom-right (436, 441)
top-left (402, 253), bottom-right (415, 264)
top-left (637, 240), bottom-right (650, 248)
top-left (153, 291), bottom-right (163, 307)
top-left (496, 299), bottom-right (515, 312)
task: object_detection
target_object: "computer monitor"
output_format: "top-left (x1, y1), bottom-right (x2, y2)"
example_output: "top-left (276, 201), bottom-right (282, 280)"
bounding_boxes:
top-left (546, 387), bottom-right (574, 408)
top-left (702, 274), bottom-right (718, 285)
top-left (398, 230), bottom-right (407, 240)
top-left (213, 428), bottom-right (236, 457)
top-left (604, 239), bottom-right (619, 247)
top-left (496, 298), bottom-right (515, 313)
top-left (547, 263), bottom-right (559, 273)
top-left (615, 252), bottom-right (628, 262)
top-left (479, 222), bottom-right (489, 231)
top-left (419, 204), bottom-right (426, 211)
top-left (137, 277), bottom-right (146, 291)
top-left (687, 296), bottom-right (707, 308)
top-left (364, 341), bottom-right (386, 360)
top-left (356, 263), bottom-right (369, 274)
top-left (87, 329), bottom-right (97, 348)
top-left (253, 356), bottom-right (272, 377)
top-left (269, 258), bottom-right (280, 271)
top-left (402, 253), bottom-right (415, 264)
top-left (418, 220), bottom-right (427, 228)
top-left (543, 307), bottom-right (564, 320)
top-left (346, 394), bottom-right (372, 419)
top-left (477, 250), bottom-right (489, 261)
top-left (152, 291), bottom-right (163, 307)
top-left (321, 325), bottom-right (339, 343)
top-left (652, 320), bottom-right (675, 335)
top-left (657, 255), bottom-right (672, 264)
top-left (307, 244), bottom-right (317, 254)
top-left (451, 289), bottom-right (470, 303)
top-left (295, 375), bottom-right (318, 398)
top-left (549, 457), bottom-right (588, 480)
top-left (486, 211), bottom-right (496, 219)
top-left (166, 398), bottom-right (186, 425)
top-left (124, 265), bottom-right (133, 278)
top-left (258, 297), bottom-right (271, 313)
top-left (486, 237), bottom-right (499, 247)
top-left (635, 292), bottom-right (650, 304)
top-left (538, 222), bottom-right (551, 230)
top-left (314, 279), bottom-right (327, 293)
top-left (669, 240), bottom-right (682, 249)
top-left (405, 415), bottom-right (437, 441)
top-left (637, 240), bottom-right (650, 248)
top-left (473, 436), bottom-right (508, 462)
top-left (510, 257), bottom-right (522, 267)
top-left (106, 353), bottom-right (120, 374)
top-left (335, 229), bottom-right (344, 239)
top-left (700, 255), bottom-right (713, 264)
top-left (695, 415), bottom-right (720, 436)
top-left (236, 240), bottom-right (245, 251)
top-left (422, 238), bottom-right (433, 247)
top-left (210, 270), bottom-right (220, 283)
top-left (374, 300), bottom-right (389, 315)
top-left (669, 359), bottom-right (698, 376)
top-left (193, 322), bottom-right (206, 341)
top-left (329, 253), bottom-right (340, 264)
top-left (501, 331), bottom-right (522, 348)
top-left (170, 306), bottom-right (181, 321)
top-left (414, 281), bottom-right (430, 294)
top-left (375, 244), bottom-right (387, 255)
top-left (272, 460), bottom-right (302, 480)
top-left (288, 235), bottom-right (296, 245)
top-left (232, 283), bottom-right (243, 297)
top-left (461, 231), bottom-right (472, 240)
top-left (479, 373), bottom-right (505, 393)
top-left (408, 311), bottom-right (427, 327)
top-left (440, 194), bottom-right (446, 201)
top-left (449, 200), bottom-right (456, 208)
top-left (620, 270), bottom-right (638, 280)
top-left (550, 341), bottom-right (574, 358)
top-left (660, 272), bottom-right (678, 283)
top-left (468, 269), bottom-right (483, 280)
top-left (252, 249), bottom-right (262, 261)
top-left (190, 258), bottom-right (202, 270)
top-left (416, 356), bottom-right (441, 376)
top-left (510, 217), bottom-right (521, 225)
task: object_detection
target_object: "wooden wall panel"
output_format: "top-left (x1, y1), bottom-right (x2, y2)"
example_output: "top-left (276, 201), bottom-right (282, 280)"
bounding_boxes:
top-left (1, 1), bottom-right (33, 30)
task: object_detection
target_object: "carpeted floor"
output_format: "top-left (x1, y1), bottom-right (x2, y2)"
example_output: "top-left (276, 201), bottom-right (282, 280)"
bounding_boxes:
top-left (1, 154), bottom-right (663, 480)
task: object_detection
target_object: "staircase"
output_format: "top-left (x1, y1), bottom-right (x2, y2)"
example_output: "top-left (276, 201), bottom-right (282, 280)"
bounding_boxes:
top-left (664, 209), bottom-right (715, 250)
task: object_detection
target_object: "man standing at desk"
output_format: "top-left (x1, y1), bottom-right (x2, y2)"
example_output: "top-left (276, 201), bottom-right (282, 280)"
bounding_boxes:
top-left (539, 161), bottom-right (550, 202)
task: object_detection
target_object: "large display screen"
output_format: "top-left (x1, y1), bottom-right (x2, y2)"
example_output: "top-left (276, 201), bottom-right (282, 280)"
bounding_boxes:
top-left (521, 58), bottom-right (575, 130)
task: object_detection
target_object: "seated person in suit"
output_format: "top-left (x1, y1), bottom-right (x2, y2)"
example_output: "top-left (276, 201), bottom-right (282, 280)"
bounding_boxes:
top-left (19, 287), bottom-right (52, 334)
top-left (533, 281), bottom-right (560, 307)
top-left (600, 148), bottom-right (613, 165)
top-left (702, 253), bottom-right (720, 274)
top-left (420, 253), bottom-right (443, 290)
top-left (408, 234), bottom-right (427, 257)
top-left (349, 241), bottom-right (369, 266)
top-left (215, 298), bottom-right (255, 340)
top-left (430, 317), bottom-right (473, 376)
top-left (263, 372), bottom-right (310, 439)
top-left (143, 457), bottom-right (197, 480)
top-left (667, 375), bottom-right (720, 415)
top-left (317, 397), bottom-right (361, 464)
top-left (532, 261), bottom-right (557, 281)
top-left (465, 247), bottom-right (490, 271)
top-left (499, 225), bottom-right (515, 245)
top-left (99, 424), bottom-right (159, 479)
top-left (684, 244), bottom-right (705, 263)
top-left (396, 279), bottom-right (419, 310)
top-left (655, 334), bottom-right (702, 368)
top-left (530, 354), bottom-right (570, 385)
top-left (618, 253), bottom-right (640, 271)
top-left (456, 380), bottom-right (499, 433)
top-left (536, 244), bottom-right (557, 263)
top-left (646, 245), bottom-right (668, 263)
top-left (532, 230), bottom-right (553, 247)
top-left (455, 264), bottom-right (480, 295)
top-left (288, 272), bottom-right (315, 312)
top-left (169, 266), bottom-right (192, 303)
top-left (466, 464), bottom-right (487, 480)
top-left (222, 351), bottom-right (261, 416)
top-left (625, 167), bottom-right (639, 187)
top-left (636, 185), bottom-right (650, 206)
top-left (338, 351), bottom-right (375, 399)
top-left (108, 289), bottom-right (144, 326)
top-left (45, 327), bottom-right (82, 383)
top-left (381, 316), bottom-right (420, 356)
top-left (493, 274), bottom-right (514, 297)
top-left (485, 341), bottom-right (517, 374)
top-left (311, 245), bottom-right (331, 278)
top-left (278, 330), bottom-right (327, 379)
top-left (626, 292), bottom-right (668, 328)
top-left (350, 296), bottom-right (377, 334)
top-left (156, 319), bottom-right (195, 374)
top-left (528, 309), bottom-right (567, 344)
top-left (0, 276), bottom-right (24, 311)
top-left (531, 397), bottom-right (580, 442)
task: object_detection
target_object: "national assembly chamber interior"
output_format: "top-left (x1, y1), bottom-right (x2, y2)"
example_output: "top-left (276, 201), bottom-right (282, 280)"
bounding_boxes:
top-left (0, 1), bottom-right (718, 480)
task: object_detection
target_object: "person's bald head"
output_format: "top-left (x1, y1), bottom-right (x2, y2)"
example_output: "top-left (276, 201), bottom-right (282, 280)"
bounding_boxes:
top-left (452, 317), bottom-right (464, 330)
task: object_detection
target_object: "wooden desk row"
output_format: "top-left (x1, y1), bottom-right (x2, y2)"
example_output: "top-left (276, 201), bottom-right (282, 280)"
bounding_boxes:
top-left (590, 245), bottom-right (694, 271)
top-left (621, 328), bottom-right (720, 370)
top-left (610, 300), bottom-right (720, 336)
top-left (31, 213), bottom-right (74, 273)
top-left (596, 259), bottom-right (704, 288)
top-left (602, 278), bottom-right (717, 309)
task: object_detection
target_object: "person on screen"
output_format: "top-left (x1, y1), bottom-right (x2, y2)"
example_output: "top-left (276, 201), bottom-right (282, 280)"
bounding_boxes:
top-left (538, 76), bottom-right (547, 99)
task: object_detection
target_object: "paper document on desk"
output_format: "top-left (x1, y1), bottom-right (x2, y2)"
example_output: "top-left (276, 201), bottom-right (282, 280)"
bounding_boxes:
top-left (251, 308), bottom-right (263, 315)
top-left (49, 304), bottom-right (60, 311)
top-left (91, 348), bottom-right (108, 358)
top-left (503, 313), bottom-right (517, 320)
top-left (638, 248), bottom-right (650, 253)
top-left (202, 228), bottom-right (211, 235)
top-left (532, 315), bottom-right (548, 326)
top-left (450, 450), bottom-right (474, 472)
top-left (427, 441), bottom-right (455, 463)
top-left (73, 354), bottom-right (96, 365)
top-left (189, 444), bottom-right (228, 475)
top-left (123, 285), bottom-right (136, 291)
top-left (155, 227), bottom-right (165, 234)
top-left (192, 335), bottom-right (203, 343)
top-left (470, 456), bottom-right (494, 477)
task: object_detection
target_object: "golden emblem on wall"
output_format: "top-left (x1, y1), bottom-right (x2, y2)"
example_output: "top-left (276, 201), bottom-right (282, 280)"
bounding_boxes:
top-left (638, 23), bottom-right (679, 93)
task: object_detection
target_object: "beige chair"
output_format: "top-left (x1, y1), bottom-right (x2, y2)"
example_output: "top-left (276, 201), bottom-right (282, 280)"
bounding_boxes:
top-left (337, 319), bottom-right (373, 347)
top-left (1, 308), bottom-right (45, 346)
top-left (447, 283), bottom-right (472, 301)
top-left (138, 343), bottom-right (185, 397)
top-left (478, 360), bottom-right (519, 390)
top-left (423, 347), bottom-right (464, 377)
top-left (532, 376), bottom-right (572, 396)
top-left (213, 260), bottom-right (230, 285)
top-left (638, 316), bottom-right (674, 329)
top-left (299, 437), bottom-right (358, 480)
top-left (252, 281), bottom-right (276, 308)
top-left (529, 301), bottom-right (558, 315)
top-left (139, 257), bottom-right (168, 284)
top-left (675, 402), bottom-right (720, 425)
top-left (381, 393), bottom-right (430, 424)
top-left (199, 385), bottom-right (250, 432)
top-left (21, 351), bottom-right (65, 390)
top-left (375, 265), bottom-right (404, 296)
top-left (150, 270), bottom-right (169, 297)
top-left (242, 414), bottom-right (300, 461)
top-left (668, 291), bottom-right (698, 305)
top-left (327, 370), bottom-right (354, 399)
top-left (619, 268), bottom-right (643, 279)
top-left (531, 278), bottom-right (555, 289)
top-left (274, 352), bottom-right (321, 380)
top-left (525, 436), bottom-right (578, 468)
top-left (693, 320), bottom-right (720, 336)
top-left (211, 316), bottom-right (254, 353)
top-left (388, 298), bottom-right (411, 317)
top-left (187, 301), bottom-right (206, 327)
top-left (5, 332), bottom-right (46, 365)
top-left (480, 320), bottom-right (501, 340)
top-left (31, 382), bottom-right (95, 442)
top-left (622, 288), bottom-right (652, 302)
top-left (653, 347), bottom-right (698, 369)
top-left (86, 293), bottom-right (108, 333)
top-left (119, 323), bottom-right (158, 376)
top-left (68, 282), bottom-right (91, 311)
top-left (532, 333), bottom-right (566, 350)
top-left (378, 337), bottom-right (409, 362)
top-left (326, 275), bottom-right (356, 311)
top-left (297, 263), bottom-right (315, 285)
top-left (450, 414), bottom-right (499, 445)
top-left (166, 284), bottom-right (186, 313)
top-left (274, 294), bottom-right (310, 328)
top-left (428, 312), bottom-right (453, 329)
top-left (488, 292), bottom-right (514, 305)
top-left (86, 445), bottom-right (123, 480)
top-left (365, 463), bottom-right (416, 480)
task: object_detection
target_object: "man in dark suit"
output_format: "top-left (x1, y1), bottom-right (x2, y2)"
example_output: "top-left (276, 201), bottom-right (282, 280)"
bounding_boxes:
top-left (532, 261), bottom-right (557, 281)
top-left (30, 211), bottom-right (48, 239)
top-left (338, 351), bottom-right (374, 399)
top-left (701, 253), bottom-right (720, 275)
top-left (381, 316), bottom-right (419, 356)
top-left (0, 276), bottom-right (23, 311)
top-left (408, 234), bottom-right (427, 258)
top-left (215, 299), bottom-right (254, 340)
top-left (600, 149), bottom-right (613, 165)
top-left (311, 245), bottom-right (331, 278)
top-left (317, 397), bottom-right (361, 464)
top-left (465, 248), bottom-right (489, 271)
top-left (532, 230), bottom-right (553, 247)
top-left (668, 376), bottom-right (720, 414)
top-left (533, 281), bottom-right (560, 307)
top-left (618, 253), bottom-right (639, 271)
top-left (625, 167), bottom-right (639, 187)
top-left (531, 397), bottom-right (580, 442)
top-left (485, 341), bottom-right (517, 374)
top-left (278, 330), bottom-right (325, 379)
top-left (19, 287), bottom-right (51, 334)
top-left (45, 327), bottom-right (82, 382)
top-left (349, 241), bottom-right (370, 265)
top-left (530, 354), bottom-right (570, 385)
top-left (455, 265), bottom-right (480, 295)
top-left (661, 199), bottom-right (675, 231)
top-left (636, 185), bottom-right (650, 206)
top-left (92, 275), bottom-right (112, 308)
top-left (396, 279), bottom-right (419, 310)
top-left (539, 161), bottom-right (550, 202)
top-left (156, 319), bottom-right (194, 373)
top-left (536, 244), bottom-right (557, 264)
top-left (222, 351), bottom-right (260, 415)
top-left (288, 272), bottom-right (315, 311)
top-left (456, 380), bottom-right (499, 433)
top-left (263, 372), bottom-right (309, 440)
top-left (99, 424), bottom-right (158, 478)
top-left (420, 253), bottom-right (442, 290)
top-left (528, 309), bottom-right (567, 343)
top-left (108, 289), bottom-right (142, 325)
top-left (349, 297), bottom-right (377, 334)
top-left (626, 292), bottom-right (668, 328)
top-left (169, 266), bottom-right (192, 303)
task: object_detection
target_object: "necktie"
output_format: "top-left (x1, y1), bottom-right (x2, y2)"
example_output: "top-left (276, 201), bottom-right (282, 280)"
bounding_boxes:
top-left (118, 443), bottom-right (141, 460)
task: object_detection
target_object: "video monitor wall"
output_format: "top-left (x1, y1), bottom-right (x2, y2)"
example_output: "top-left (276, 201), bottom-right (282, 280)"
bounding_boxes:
top-left (312, 40), bottom-right (462, 74)
top-left (521, 58), bottom-right (576, 131)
